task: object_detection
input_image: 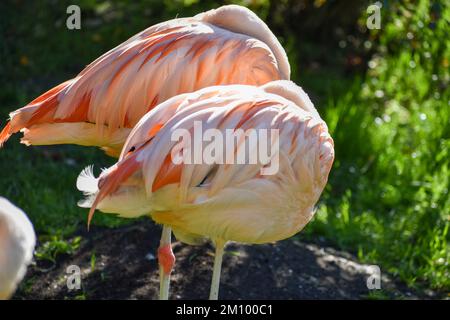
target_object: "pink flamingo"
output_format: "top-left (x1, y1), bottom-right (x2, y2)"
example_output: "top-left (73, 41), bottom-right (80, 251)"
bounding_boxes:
top-left (0, 5), bottom-right (290, 299)
top-left (77, 80), bottom-right (334, 299)
top-left (0, 5), bottom-right (289, 157)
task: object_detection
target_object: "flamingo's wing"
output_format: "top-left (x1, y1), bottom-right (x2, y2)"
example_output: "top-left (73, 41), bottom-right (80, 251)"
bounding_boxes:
top-left (1, 5), bottom-right (289, 152)
top-left (80, 81), bottom-right (334, 242)
top-left (135, 83), bottom-right (334, 242)
top-left (86, 82), bottom-right (331, 207)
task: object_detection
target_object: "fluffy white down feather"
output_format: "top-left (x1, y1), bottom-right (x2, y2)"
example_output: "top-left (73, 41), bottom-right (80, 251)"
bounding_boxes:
top-left (76, 165), bottom-right (98, 195)
top-left (0, 197), bottom-right (36, 299)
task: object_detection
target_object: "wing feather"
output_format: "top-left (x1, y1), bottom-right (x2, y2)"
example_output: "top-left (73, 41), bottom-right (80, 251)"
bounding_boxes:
top-left (1, 7), bottom-right (288, 151)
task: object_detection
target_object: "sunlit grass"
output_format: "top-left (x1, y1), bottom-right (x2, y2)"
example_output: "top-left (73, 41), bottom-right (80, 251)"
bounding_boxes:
top-left (304, 0), bottom-right (449, 291)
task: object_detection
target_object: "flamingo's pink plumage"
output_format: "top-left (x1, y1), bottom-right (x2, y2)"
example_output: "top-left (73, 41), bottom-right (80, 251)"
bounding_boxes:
top-left (78, 80), bottom-right (334, 245)
top-left (0, 5), bottom-right (290, 157)
top-left (77, 80), bottom-right (334, 299)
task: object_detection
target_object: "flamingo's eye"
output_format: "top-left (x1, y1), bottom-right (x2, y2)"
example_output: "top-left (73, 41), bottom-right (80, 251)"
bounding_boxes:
top-left (129, 146), bottom-right (136, 153)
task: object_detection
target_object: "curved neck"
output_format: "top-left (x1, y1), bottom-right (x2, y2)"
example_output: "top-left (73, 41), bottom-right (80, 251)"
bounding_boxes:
top-left (196, 5), bottom-right (290, 80)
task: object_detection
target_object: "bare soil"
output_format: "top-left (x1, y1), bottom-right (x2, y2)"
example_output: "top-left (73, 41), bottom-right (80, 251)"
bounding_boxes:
top-left (14, 221), bottom-right (432, 300)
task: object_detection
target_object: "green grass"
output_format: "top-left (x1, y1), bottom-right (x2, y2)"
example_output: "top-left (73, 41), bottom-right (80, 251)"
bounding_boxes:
top-left (0, 0), bottom-right (448, 293)
top-left (303, 0), bottom-right (450, 291)
top-left (36, 236), bottom-right (82, 263)
top-left (0, 136), bottom-right (126, 234)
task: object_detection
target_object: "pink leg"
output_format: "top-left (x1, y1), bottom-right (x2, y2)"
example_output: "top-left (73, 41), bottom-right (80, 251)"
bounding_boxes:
top-left (158, 225), bottom-right (174, 299)
top-left (158, 243), bottom-right (175, 275)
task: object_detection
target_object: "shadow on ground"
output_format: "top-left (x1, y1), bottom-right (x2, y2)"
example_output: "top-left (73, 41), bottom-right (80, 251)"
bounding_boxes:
top-left (15, 221), bottom-right (423, 300)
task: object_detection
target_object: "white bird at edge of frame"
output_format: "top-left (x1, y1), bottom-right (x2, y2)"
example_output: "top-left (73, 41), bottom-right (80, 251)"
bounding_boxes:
top-left (0, 197), bottom-right (36, 300)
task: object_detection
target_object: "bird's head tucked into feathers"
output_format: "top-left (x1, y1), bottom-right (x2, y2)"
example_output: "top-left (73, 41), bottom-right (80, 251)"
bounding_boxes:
top-left (77, 81), bottom-right (334, 242)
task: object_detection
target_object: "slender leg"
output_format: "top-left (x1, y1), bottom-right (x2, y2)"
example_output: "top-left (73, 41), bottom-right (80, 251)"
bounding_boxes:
top-left (209, 239), bottom-right (226, 300)
top-left (158, 225), bottom-right (174, 300)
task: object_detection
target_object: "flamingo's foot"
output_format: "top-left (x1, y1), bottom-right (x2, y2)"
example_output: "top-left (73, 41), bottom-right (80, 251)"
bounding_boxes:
top-left (158, 243), bottom-right (175, 275)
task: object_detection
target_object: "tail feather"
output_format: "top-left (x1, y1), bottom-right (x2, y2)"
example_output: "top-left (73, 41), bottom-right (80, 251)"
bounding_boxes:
top-left (0, 122), bottom-right (12, 147)
top-left (1, 79), bottom-right (74, 148)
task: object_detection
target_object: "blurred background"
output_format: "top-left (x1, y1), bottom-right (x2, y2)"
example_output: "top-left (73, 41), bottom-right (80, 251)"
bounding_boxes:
top-left (0, 0), bottom-right (448, 297)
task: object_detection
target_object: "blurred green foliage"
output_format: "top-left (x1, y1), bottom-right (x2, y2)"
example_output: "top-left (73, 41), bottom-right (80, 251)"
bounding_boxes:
top-left (307, 0), bottom-right (449, 291)
top-left (0, 0), bottom-right (448, 292)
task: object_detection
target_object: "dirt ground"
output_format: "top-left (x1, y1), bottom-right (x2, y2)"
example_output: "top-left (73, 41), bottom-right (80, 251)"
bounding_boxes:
top-left (14, 221), bottom-right (435, 300)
